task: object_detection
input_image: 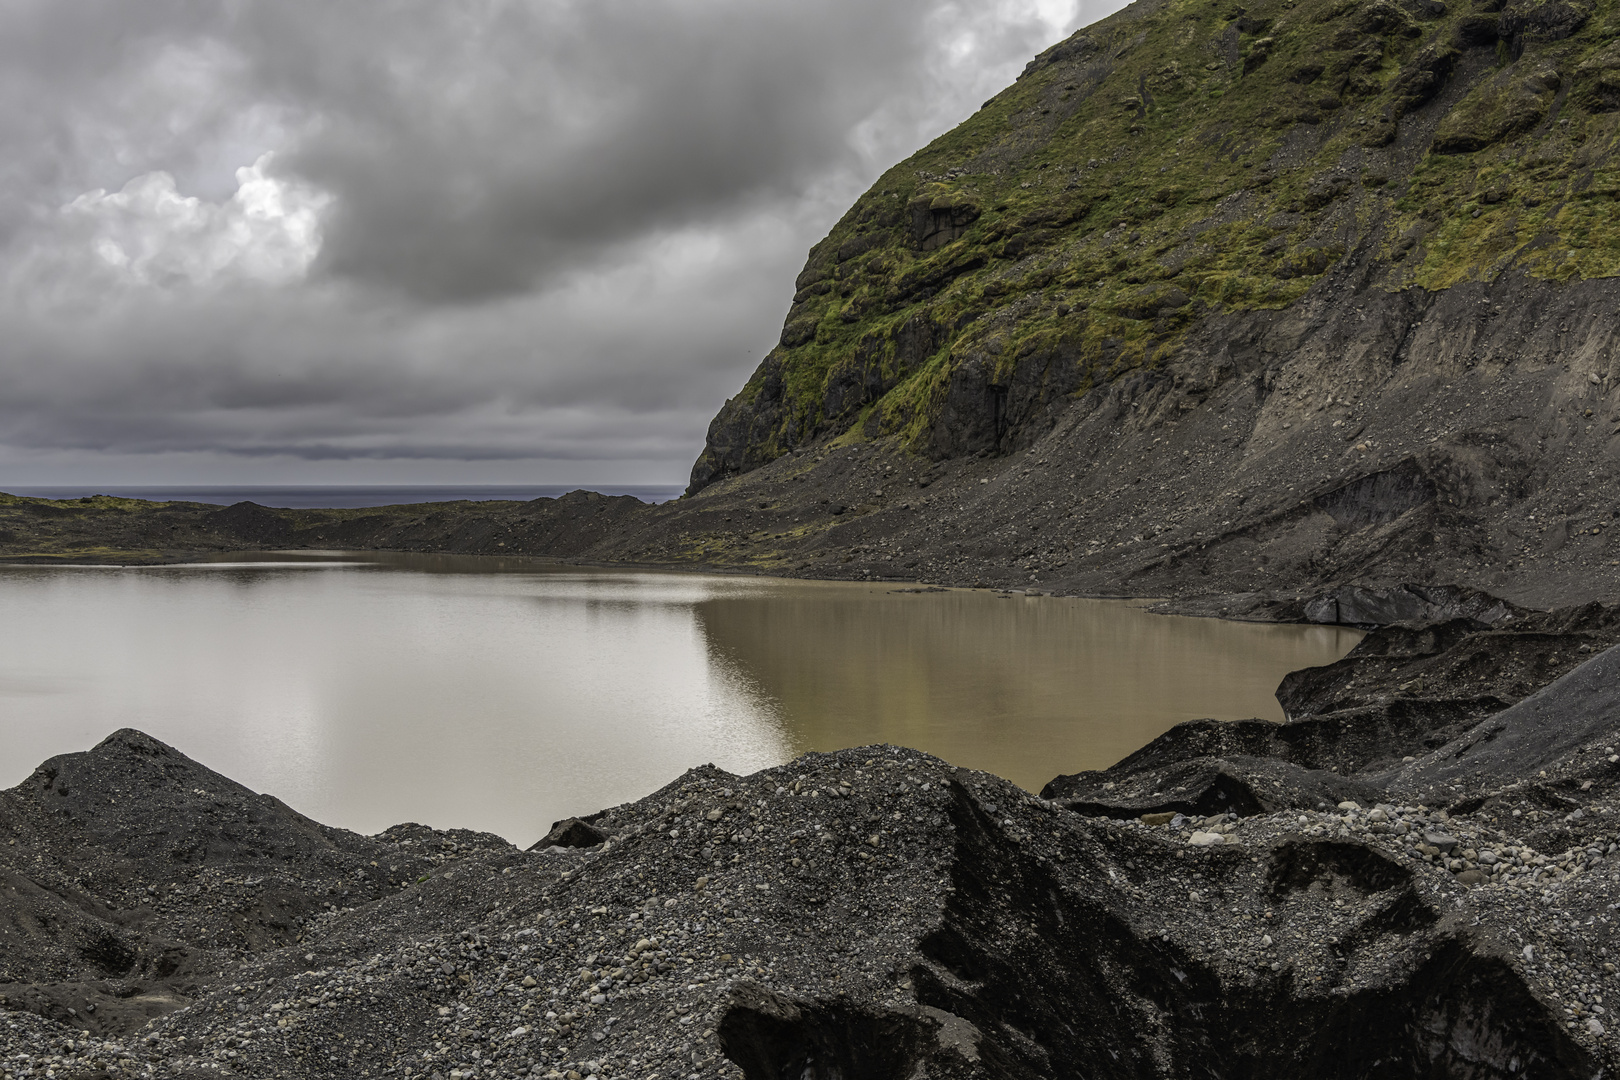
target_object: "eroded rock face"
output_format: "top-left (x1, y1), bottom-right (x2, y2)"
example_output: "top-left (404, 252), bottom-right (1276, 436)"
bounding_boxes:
top-left (899, 807), bottom-right (1591, 1080)
top-left (684, 0), bottom-right (1620, 511)
top-left (1390, 643), bottom-right (1620, 798)
top-left (531, 817), bottom-right (609, 851)
top-left (1294, 583), bottom-right (1525, 627)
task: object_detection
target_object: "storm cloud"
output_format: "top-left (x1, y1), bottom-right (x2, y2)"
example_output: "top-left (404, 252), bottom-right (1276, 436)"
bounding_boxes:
top-left (0, 0), bottom-right (1117, 485)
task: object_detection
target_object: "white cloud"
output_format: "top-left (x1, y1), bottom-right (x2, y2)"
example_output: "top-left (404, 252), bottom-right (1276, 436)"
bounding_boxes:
top-left (59, 153), bottom-right (328, 289)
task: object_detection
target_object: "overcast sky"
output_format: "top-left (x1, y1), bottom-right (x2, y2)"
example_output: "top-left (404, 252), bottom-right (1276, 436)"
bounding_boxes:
top-left (0, 0), bottom-right (1121, 487)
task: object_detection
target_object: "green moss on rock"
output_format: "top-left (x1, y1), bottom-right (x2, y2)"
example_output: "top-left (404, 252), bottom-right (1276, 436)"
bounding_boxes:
top-left (688, 0), bottom-right (1620, 494)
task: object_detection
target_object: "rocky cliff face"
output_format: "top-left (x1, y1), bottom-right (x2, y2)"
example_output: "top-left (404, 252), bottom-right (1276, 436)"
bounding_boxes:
top-left (656, 0), bottom-right (1620, 608)
top-left (692, 0), bottom-right (1620, 495)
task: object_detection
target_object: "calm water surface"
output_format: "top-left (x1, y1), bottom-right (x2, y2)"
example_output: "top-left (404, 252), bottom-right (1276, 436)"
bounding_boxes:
top-left (0, 553), bottom-right (1359, 845)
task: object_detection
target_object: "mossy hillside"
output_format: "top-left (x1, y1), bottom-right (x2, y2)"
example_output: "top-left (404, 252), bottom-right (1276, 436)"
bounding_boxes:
top-left (0, 493), bottom-right (191, 558)
top-left (696, 0), bottom-right (1620, 487)
top-left (0, 493), bottom-right (187, 513)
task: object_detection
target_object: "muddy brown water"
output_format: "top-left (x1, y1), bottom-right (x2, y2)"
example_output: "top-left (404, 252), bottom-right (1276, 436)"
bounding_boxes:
top-left (0, 552), bottom-right (1358, 846)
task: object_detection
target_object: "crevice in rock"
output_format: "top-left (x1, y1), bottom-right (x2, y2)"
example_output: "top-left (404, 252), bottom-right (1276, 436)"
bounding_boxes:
top-left (714, 782), bottom-right (1599, 1079)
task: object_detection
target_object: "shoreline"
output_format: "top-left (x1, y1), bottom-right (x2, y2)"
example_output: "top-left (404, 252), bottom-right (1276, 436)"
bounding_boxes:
top-left (0, 527), bottom-right (1460, 632)
top-left (0, 555), bottom-right (1346, 842)
top-left (4, 597), bottom-right (1620, 1076)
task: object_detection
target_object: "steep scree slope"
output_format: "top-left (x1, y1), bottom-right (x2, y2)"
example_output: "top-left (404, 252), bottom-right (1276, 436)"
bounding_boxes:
top-left (662, 0), bottom-right (1620, 609)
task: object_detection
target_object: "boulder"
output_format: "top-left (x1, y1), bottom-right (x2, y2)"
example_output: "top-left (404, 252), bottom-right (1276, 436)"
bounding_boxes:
top-left (530, 816), bottom-right (609, 850)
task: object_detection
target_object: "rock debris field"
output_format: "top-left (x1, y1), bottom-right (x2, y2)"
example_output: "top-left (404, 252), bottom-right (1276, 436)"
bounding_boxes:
top-left (9, 628), bottom-right (1620, 1076)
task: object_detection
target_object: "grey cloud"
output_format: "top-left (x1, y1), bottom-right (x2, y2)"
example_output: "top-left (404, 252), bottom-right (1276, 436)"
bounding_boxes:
top-left (0, 0), bottom-right (1107, 484)
top-left (242, 0), bottom-right (955, 300)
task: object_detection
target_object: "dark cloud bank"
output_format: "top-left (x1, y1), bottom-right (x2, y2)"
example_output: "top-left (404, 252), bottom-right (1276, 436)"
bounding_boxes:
top-left (0, 0), bottom-right (1110, 485)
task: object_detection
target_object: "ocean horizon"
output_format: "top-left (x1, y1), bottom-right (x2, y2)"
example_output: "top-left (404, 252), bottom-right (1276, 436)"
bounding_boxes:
top-left (1, 484), bottom-right (686, 509)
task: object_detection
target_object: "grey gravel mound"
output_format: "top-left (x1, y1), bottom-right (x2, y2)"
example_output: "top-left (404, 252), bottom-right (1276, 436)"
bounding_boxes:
top-left (4, 723), bottom-right (1620, 1079)
top-left (1391, 644), bottom-right (1620, 800)
top-left (0, 729), bottom-right (495, 1040)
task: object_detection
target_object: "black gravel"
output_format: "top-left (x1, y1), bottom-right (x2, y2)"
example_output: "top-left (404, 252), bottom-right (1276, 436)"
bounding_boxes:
top-left (6, 661), bottom-right (1620, 1079)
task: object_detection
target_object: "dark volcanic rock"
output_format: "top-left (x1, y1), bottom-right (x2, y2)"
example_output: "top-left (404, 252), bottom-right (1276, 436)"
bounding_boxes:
top-left (1046, 600), bottom-right (1620, 824)
top-left (4, 723), bottom-right (1620, 1076)
top-left (1278, 600), bottom-right (1620, 741)
top-left (1293, 583), bottom-right (1526, 627)
top-left (1043, 750), bottom-right (1387, 818)
top-left (1391, 643), bottom-right (1620, 798)
top-left (530, 817), bottom-right (609, 850)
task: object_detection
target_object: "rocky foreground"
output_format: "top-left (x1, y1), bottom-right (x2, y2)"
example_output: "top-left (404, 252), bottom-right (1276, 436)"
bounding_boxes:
top-left (5, 601), bottom-right (1620, 1078)
top-left (8, 0), bottom-right (1620, 1069)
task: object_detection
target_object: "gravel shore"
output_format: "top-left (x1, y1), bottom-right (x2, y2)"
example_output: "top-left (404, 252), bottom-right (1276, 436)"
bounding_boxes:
top-left (8, 611), bottom-right (1620, 1077)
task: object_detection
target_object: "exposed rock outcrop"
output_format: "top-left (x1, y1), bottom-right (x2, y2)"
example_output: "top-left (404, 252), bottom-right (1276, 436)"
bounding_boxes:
top-left (691, 0), bottom-right (1620, 503)
top-left (1390, 641), bottom-right (1620, 798)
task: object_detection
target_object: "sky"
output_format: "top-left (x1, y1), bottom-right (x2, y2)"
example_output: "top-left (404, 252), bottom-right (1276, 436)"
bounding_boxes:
top-left (0, 0), bottom-right (1123, 488)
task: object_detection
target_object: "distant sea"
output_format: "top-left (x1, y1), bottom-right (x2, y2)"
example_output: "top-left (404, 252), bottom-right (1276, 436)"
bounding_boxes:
top-left (1, 485), bottom-right (686, 509)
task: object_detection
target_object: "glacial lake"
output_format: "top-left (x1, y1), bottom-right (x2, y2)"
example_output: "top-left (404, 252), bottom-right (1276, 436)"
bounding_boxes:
top-left (0, 553), bottom-right (1360, 846)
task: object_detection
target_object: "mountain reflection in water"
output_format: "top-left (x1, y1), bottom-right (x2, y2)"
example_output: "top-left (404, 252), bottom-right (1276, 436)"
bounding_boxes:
top-left (694, 583), bottom-right (1361, 791)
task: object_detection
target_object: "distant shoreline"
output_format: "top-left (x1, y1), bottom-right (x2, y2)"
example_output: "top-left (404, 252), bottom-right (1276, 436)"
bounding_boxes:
top-left (1, 483), bottom-right (686, 509)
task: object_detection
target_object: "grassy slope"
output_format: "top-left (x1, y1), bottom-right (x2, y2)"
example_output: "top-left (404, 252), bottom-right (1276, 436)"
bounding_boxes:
top-left (703, 0), bottom-right (1620, 476)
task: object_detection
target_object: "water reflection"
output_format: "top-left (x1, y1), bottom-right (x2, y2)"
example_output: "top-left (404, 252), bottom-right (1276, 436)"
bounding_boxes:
top-left (0, 555), bottom-right (1358, 845)
top-left (0, 559), bottom-right (789, 846)
top-left (695, 582), bottom-right (1360, 790)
